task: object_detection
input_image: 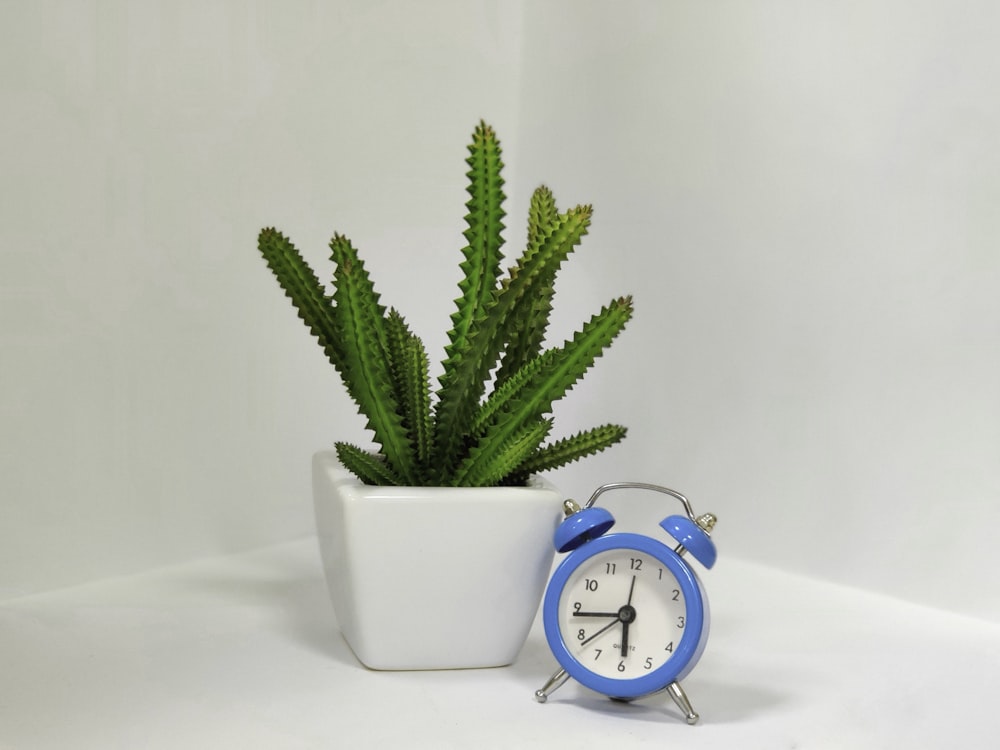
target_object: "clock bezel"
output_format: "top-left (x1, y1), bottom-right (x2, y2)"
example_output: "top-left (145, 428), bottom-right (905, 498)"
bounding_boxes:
top-left (542, 532), bottom-right (707, 700)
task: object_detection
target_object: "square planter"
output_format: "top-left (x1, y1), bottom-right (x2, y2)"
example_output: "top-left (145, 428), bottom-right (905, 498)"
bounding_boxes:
top-left (312, 450), bottom-right (565, 670)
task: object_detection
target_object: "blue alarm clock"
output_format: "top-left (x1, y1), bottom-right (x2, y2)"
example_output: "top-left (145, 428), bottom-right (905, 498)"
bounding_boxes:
top-left (534, 482), bottom-right (717, 724)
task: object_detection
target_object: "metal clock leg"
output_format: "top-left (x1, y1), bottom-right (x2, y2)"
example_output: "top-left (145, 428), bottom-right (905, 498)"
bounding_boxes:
top-left (534, 668), bottom-right (570, 703)
top-left (666, 681), bottom-right (699, 725)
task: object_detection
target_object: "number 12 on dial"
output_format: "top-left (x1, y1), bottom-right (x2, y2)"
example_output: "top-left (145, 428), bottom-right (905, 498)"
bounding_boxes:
top-left (535, 483), bottom-right (717, 724)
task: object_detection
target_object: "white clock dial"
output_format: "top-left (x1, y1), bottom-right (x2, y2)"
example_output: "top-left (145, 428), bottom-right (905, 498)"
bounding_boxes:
top-left (556, 548), bottom-right (688, 680)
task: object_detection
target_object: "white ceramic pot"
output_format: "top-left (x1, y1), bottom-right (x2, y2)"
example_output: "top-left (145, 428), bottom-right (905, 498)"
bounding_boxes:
top-left (312, 450), bottom-right (565, 670)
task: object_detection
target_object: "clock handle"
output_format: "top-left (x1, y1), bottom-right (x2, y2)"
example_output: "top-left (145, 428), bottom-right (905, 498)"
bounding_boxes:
top-left (583, 482), bottom-right (698, 522)
top-left (577, 482), bottom-right (718, 567)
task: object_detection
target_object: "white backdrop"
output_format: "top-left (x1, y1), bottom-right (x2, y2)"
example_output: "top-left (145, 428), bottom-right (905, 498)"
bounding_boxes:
top-left (515, 0), bottom-right (1000, 621)
top-left (0, 0), bottom-right (524, 598)
top-left (2, 1), bottom-right (998, 622)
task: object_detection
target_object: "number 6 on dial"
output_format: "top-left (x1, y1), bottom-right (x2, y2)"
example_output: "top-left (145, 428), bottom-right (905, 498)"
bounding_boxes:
top-left (534, 482), bottom-right (718, 725)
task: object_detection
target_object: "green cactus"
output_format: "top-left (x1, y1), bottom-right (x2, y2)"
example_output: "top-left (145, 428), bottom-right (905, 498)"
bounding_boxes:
top-left (258, 121), bottom-right (631, 486)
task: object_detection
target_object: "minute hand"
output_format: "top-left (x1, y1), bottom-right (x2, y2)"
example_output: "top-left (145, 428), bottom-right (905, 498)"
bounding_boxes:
top-left (573, 611), bottom-right (619, 617)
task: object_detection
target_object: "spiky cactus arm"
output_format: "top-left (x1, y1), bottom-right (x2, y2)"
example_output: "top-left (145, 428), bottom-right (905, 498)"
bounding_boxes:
top-left (512, 424), bottom-right (628, 481)
top-left (470, 347), bottom-right (551, 436)
top-left (433, 205), bottom-right (594, 480)
top-left (454, 418), bottom-right (554, 488)
top-left (385, 309), bottom-right (433, 476)
top-left (495, 185), bottom-right (560, 387)
top-left (258, 228), bottom-right (344, 370)
top-left (489, 205), bottom-right (593, 375)
top-left (432, 122), bottom-right (505, 479)
top-left (335, 442), bottom-right (404, 486)
top-left (527, 185), bottom-right (559, 248)
top-left (451, 120), bottom-right (506, 345)
top-left (452, 295), bottom-right (632, 486)
top-left (329, 234), bottom-right (416, 484)
top-left (481, 295), bottom-right (632, 434)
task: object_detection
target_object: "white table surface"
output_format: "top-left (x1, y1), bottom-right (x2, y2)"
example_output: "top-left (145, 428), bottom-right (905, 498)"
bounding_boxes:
top-left (2, 538), bottom-right (998, 749)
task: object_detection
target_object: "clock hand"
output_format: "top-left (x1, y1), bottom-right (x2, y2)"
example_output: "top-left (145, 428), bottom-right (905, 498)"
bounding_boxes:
top-left (573, 577), bottom-right (639, 618)
top-left (579, 618), bottom-right (620, 647)
top-left (621, 576), bottom-right (637, 657)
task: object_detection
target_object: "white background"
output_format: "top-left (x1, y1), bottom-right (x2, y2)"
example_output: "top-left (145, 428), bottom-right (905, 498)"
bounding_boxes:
top-left (2, 0), bottom-right (998, 625)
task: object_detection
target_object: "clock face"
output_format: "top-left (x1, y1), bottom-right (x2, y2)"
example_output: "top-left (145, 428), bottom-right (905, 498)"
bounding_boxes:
top-left (555, 545), bottom-right (694, 683)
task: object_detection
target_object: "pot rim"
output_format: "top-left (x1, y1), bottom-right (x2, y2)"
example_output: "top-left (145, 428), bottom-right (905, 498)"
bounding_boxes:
top-left (314, 449), bottom-right (561, 498)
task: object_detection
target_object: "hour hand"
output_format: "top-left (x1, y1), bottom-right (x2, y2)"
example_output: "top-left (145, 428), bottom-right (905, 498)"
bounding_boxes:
top-left (573, 610), bottom-right (619, 617)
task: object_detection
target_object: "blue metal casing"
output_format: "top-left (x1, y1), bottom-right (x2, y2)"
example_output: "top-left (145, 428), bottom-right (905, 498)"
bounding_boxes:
top-left (541, 532), bottom-right (709, 700)
top-left (553, 507), bottom-right (616, 552)
top-left (660, 515), bottom-right (717, 569)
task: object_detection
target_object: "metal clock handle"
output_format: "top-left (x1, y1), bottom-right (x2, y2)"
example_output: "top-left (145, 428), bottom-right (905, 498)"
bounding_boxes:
top-left (582, 483), bottom-right (718, 559)
top-left (582, 482), bottom-right (698, 521)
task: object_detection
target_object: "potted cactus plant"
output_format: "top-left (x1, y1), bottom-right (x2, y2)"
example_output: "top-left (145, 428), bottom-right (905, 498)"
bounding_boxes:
top-left (258, 121), bottom-right (633, 670)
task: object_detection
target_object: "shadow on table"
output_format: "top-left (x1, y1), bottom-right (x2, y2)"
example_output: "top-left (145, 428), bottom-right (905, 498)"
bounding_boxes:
top-left (266, 556), bottom-right (358, 667)
top-left (511, 628), bottom-right (787, 725)
top-left (514, 679), bottom-right (787, 726)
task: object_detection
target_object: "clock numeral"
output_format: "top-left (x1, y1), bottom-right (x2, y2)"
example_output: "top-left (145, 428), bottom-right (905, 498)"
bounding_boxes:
top-left (677, 616), bottom-right (685, 629)
top-left (577, 629), bottom-right (586, 641)
top-left (594, 649), bottom-right (602, 661)
top-left (665, 641), bottom-right (674, 653)
top-left (629, 557), bottom-right (643, 571)
top-left (672, 589), bottom-right (680, 601)
top-left (605, 562), bottom-right (616, 575)
top-left (584, 578), bottom-right (598, 592)
top-left (617, 661), bottom-right (626, 673)
top-left (573, 602), bottom-right (582, 613)
top-left (644, 657), bottom-right (653, 670)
